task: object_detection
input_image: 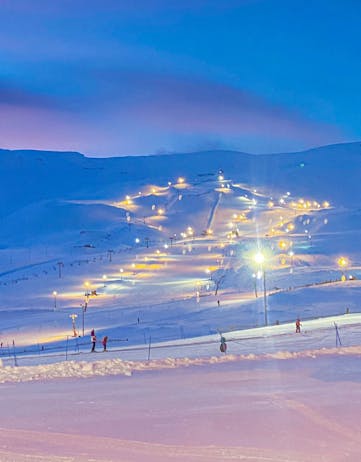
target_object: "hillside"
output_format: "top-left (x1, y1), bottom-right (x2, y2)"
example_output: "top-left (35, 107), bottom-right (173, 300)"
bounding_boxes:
top-left (0, 142), bottom-right (360, 349)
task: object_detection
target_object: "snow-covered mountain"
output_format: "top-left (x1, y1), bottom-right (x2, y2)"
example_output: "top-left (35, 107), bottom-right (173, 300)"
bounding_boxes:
top-left (0, 141), bottom-right (360, 350)
top-left (1, 142), bottom-right (361, 462)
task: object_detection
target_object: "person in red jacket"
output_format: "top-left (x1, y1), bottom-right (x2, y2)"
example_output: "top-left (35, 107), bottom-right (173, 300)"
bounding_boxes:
top-left (295, 318), bottom-right (301, 333)
top-left (102, 336), bottom-right (108, 352)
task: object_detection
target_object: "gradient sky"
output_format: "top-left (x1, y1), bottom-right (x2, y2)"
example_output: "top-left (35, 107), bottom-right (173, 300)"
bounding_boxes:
top-left (0, 0), bottom-right (360, 156)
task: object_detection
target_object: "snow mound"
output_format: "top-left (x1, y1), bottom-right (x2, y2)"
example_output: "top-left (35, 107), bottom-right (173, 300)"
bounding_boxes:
top-left (2, 346), bottom-right (361, 383)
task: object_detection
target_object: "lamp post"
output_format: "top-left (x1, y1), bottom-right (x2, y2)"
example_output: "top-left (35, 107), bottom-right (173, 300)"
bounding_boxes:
top-left (57, 261), bottom-right (64, 278)
top-left (252, 274), bottom-right (258, 298)
top-left (82, 282), bottom-right (90, 337)
top-left (337, 256), bottom-right (348, 282)
top-left (69, 314), bottom-right (78, 337)
top-left (289, 251), bottom-right (294, 273)
top-left (254, 251), bottom-right (268, 326)
top-left (52, 291), bottom-right (57, 310)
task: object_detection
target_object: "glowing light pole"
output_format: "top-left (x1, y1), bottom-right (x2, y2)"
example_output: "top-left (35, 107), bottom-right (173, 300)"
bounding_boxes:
top-left (252, 272), bottom-right (262, 298)
top-left (337, 257), bottom-right (348, 282)
top-left (69, 314), bottom-right (78, 337)
top-left (82, 281), bottom-right (91, 337)
top-left (254, 251), bottom-right (268, 326)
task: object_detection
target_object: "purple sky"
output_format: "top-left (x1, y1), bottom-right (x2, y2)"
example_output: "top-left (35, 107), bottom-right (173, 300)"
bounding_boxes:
top-left (0, 0), bottom-right (360, 156)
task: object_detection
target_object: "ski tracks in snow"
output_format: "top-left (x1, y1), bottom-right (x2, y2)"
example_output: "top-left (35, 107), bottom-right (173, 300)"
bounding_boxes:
top-left (285, 399), bottom-right (361, 445)
top-left (0, 427), bottom-right (320, 462)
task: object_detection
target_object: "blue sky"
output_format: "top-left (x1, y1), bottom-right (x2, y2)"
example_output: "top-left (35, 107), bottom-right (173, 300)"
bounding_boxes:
top-left (0, 0), bottom-right (360, 156)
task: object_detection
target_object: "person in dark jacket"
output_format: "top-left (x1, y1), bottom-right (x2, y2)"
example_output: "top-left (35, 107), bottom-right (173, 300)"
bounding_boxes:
top-left (91, 330), bottom-right (97, 352)
top-left (102, 335), bottom-right (108, 352)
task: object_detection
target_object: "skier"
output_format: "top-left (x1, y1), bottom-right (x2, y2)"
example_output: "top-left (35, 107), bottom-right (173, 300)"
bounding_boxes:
top-left (102, 335), bottom-right (108, 352)
top-left (295, 318), bottom-right (301, 333)
top-left (217, 300), bottom-right (220, 307)
top-left (91, 330), bottom-right (97, 352)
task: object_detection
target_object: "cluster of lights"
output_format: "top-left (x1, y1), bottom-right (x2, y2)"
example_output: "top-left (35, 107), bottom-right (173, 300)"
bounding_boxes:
top-left (180, 226), bottom-right (194, 239)
top-left (232, 212), bottom-right (247, 222)
top-left (289, 198), bottom-right (330, 210)
top-left (226, 229), bottom-right (240, 239)
top-left (53, 174), bottom-right (336, 329)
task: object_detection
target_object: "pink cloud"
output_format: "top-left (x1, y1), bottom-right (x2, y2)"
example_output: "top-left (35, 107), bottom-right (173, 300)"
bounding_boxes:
top-left (0, 71), bottom-right (344, 156)
top-left (96, 70), bottom-right (341, 145)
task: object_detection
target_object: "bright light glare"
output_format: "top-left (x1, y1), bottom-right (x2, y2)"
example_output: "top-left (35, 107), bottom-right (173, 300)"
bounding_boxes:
top-left (337, 257), bottom-right (348, 268)
top-left (254, 252), bottom-right (265, 265)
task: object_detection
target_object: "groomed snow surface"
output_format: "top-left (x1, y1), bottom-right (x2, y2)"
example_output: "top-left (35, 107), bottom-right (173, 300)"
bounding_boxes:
top-left (1, 324), bottom-right (361, 462)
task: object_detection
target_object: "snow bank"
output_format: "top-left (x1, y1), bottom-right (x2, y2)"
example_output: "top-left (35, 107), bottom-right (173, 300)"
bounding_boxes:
top-left (0, 359), bottom-right (132, 383)
top-left (2, 346), bottom-right (361, 384)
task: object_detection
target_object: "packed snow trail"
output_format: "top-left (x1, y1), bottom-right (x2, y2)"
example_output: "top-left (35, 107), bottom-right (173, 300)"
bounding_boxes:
top-left (205, 191), bottom-right (222, 231)
top-left (1, 312), bottom-right (361, 371)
